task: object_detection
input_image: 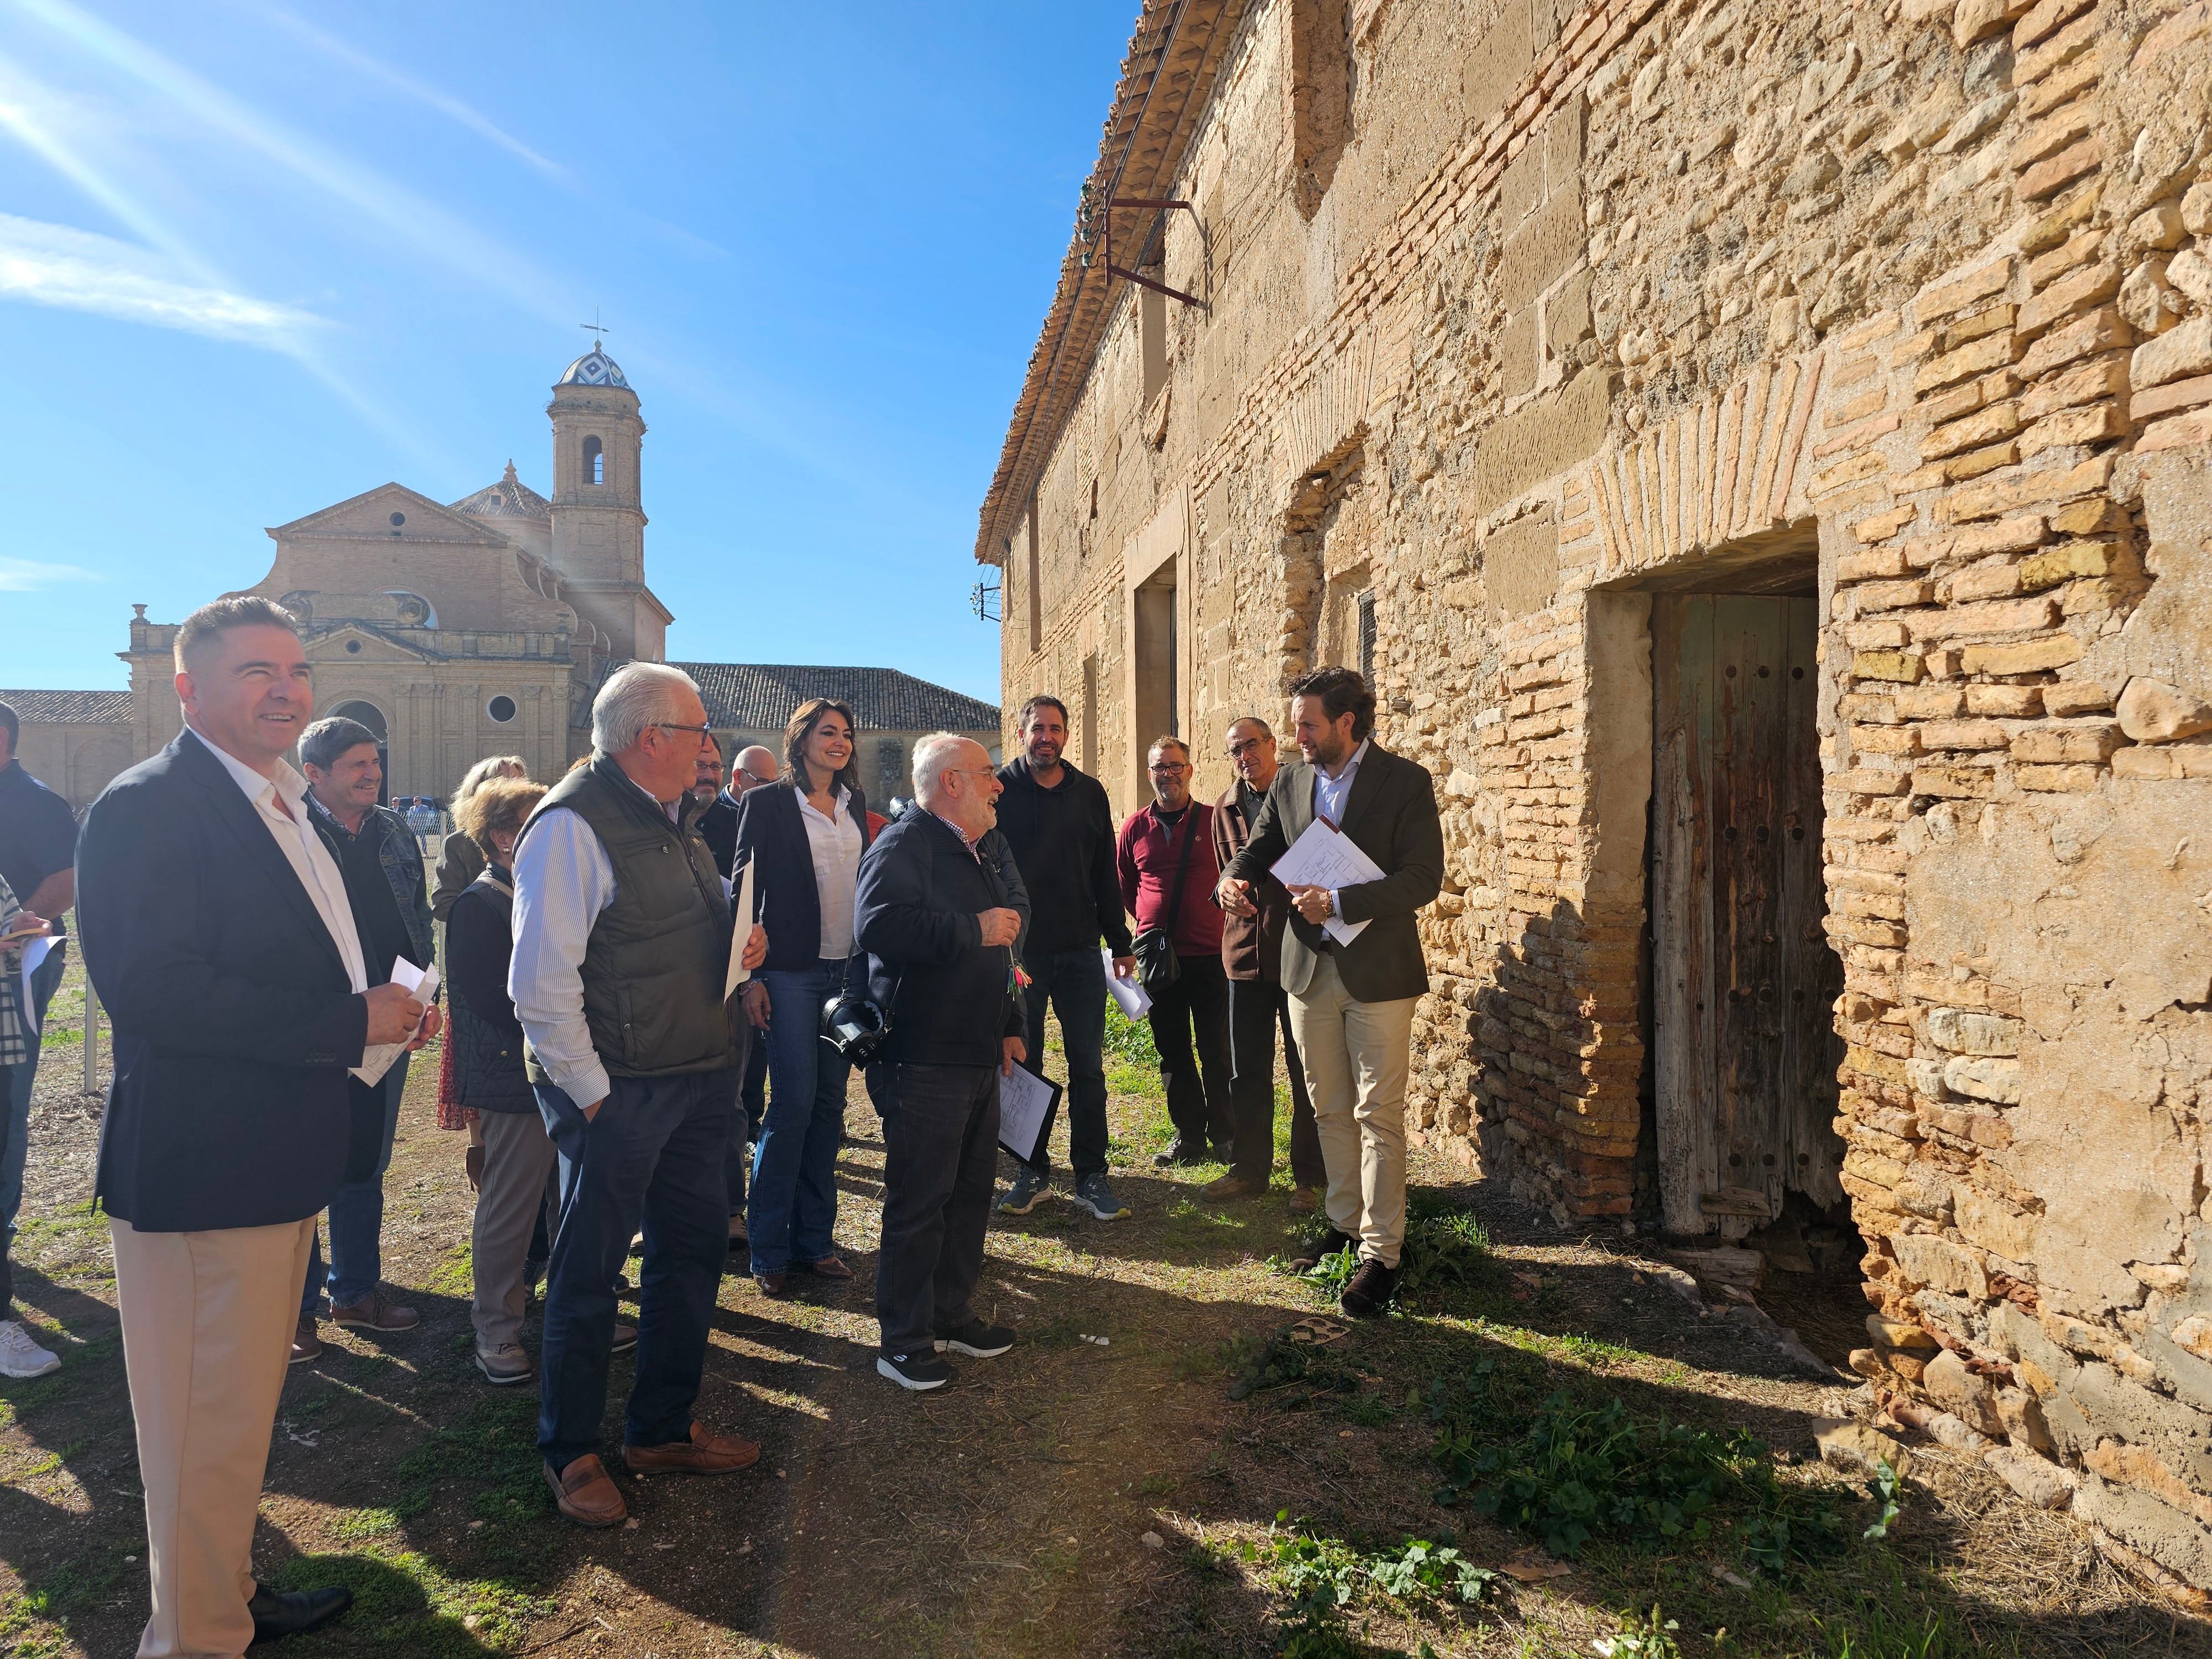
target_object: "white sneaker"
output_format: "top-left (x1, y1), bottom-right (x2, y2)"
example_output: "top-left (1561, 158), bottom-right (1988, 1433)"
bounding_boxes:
top-left (0, 1320), bottom-right (60, 1379)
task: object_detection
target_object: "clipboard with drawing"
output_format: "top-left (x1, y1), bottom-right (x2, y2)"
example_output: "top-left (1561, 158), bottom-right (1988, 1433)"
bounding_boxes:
top-left (997, 1062), bottom-right (1062, 1166)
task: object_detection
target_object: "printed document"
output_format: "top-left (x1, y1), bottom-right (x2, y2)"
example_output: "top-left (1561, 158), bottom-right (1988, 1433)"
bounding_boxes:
top-left (1102, 945), bottom-right (1152, 1018)
top-left (356, 956), bottom-right (438, 1087)
top-left (998, 1063), bottom-right (1062, 1165)
top-left (1267, 818), bottom-right (1383, 947)
top-left (16, 936), bottom-right (54, 1032)
top-left (725, 858), bottom-right (757, 998)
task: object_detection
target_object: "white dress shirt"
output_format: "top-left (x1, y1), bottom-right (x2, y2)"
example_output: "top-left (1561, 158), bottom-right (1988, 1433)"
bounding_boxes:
top-left (186, 726), bottom-right (368, 995)
top-left (1311, 736), bottom-right (1370, 919)
top-left (798, 786), bottom-right (865, 958)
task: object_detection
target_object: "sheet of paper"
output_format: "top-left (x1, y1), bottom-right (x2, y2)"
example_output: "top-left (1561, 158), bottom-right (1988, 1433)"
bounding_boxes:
top-left (354, 956), bottom-right (440, 1087)
top-left (1102, 945), bottom-right (1152, 1019)
top-left (1267, 817), bottom-right (1384, 947)
top-left (725, 858), bottom-right (757, 998)
top-left (17, 936), bottom-right (54, 1033)
top-left (997, 1063), bottom-right (1062, 1166)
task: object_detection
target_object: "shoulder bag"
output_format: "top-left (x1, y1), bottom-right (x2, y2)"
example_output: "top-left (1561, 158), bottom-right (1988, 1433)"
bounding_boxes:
top-left (1129, 807), bottom-right (1199, 996)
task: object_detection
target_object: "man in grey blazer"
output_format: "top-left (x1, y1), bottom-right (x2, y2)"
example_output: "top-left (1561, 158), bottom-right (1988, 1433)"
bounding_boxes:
top-left (1218, 668), bottom-right (1442, 1316)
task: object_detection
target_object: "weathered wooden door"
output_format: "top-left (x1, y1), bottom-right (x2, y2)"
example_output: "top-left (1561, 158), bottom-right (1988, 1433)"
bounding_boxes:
top-left (1650, 594), bottom-right (1843, 1238)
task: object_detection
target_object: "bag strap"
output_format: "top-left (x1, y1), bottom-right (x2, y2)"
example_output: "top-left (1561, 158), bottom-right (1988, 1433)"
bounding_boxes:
top-left (1160, 805), bottom-right (1199, 943)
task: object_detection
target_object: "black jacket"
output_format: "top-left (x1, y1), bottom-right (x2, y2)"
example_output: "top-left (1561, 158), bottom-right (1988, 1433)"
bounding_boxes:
top-left (854, 808), bottom-right (1026, 1068)
top-left (79, 732), bottom-right (369, 1232)
top-left (992, 757), bottom-right (1131, 958)
top-left (732, 780), bottom-right (875, 972)
top-left (446, 867), bottom-right (535, 1114)
top-left (1222, 740), bottom-right (1443, 1005)
top-left (698, 791), bottom-right (740, 879)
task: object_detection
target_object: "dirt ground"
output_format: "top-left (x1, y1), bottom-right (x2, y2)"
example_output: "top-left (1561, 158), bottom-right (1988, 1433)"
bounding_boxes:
top-left (3, 952), bottom-right (2206, 1658)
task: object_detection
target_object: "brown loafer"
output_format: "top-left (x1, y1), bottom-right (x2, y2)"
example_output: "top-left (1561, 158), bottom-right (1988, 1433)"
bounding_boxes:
top-left (624, 1421), bottom-right (762, 1476)
top-left (289, 1317), bottom-right (324, 1366)
top-left (1202, 1174), bottom-right (1267, 1201)
top-left (546, 1454), bottom-right (627, 1527)
top-left (795, 1254), bottom-right (853, 1281)
top-left (753, 1271), bottom-right (787, 1297)
top-left (329, 1290), bottom-right (419, 1332)
top-left (1287, 1185), bottom-right (1320, 1217)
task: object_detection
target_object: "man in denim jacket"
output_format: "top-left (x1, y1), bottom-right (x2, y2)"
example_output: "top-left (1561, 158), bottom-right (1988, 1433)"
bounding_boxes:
top-left (294, 714), bottom-right (435, 1354)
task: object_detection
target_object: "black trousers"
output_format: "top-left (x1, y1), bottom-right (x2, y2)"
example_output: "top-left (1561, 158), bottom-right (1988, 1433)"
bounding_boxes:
top-left (870, 1062), bottom-right (1000, 1354)
top-left (1147, 954), bottom-right (1233, 1156)
top-left (1229, 977), bottom-right (1326, 1189)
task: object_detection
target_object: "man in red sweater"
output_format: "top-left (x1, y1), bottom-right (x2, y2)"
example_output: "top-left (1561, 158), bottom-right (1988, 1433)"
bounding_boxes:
top-left (1117, 737), bottom-right (1233, 1167)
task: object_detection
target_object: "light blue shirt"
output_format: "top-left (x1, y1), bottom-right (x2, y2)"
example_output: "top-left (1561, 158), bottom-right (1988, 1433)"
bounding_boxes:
top-left (1310, 737), bottom-right (1370, 919)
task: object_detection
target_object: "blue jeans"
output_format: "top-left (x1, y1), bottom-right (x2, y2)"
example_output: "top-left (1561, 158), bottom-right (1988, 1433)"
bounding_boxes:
top-left (722, 1021), bottom-right (755, 1216)
top-left (746, 961), bottom-right (853, 1274)
top-left (535, 1069), bottom-right (734, 1470)
top-left (1018, 946), bottom-right (1109, 1180)
top-left (3, 944), bottom-right (68, 1318)
top-left (301, 1056), bottom-right (410, 1312)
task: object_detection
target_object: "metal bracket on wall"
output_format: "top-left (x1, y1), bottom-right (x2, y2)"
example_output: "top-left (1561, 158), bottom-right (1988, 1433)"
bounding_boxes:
top-left (1100, 199), bottom-right (1202, 305)
top-left (971, 577), bottom-right (1001, 623)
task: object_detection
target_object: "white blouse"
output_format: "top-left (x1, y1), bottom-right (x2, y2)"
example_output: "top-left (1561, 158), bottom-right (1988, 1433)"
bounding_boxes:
top-left (799, 786), bottom-right (865, 959)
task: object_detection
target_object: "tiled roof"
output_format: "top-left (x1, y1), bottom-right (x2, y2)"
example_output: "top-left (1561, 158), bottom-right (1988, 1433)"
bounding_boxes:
top-left (972, 0), bottom-right (1249, 564)
top-left (451, 460), bottom-right (551, 519)
top-left (671, 663), bottom-right (1000, 735)
top-left (0, 690), bottom-right (132, 723)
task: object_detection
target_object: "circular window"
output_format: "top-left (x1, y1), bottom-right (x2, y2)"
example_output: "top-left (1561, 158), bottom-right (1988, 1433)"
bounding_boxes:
top-left (345, 640), bottom-right (361, 654)
top-left (487, 695), bottom-right (518, 723)
top-left (389, 511), bottom-right (405, 526)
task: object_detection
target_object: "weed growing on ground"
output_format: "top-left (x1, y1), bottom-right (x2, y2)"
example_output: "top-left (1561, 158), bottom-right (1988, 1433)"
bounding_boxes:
top-left (1591, 1605), bottom-right (1682, 1659)
top-left (1102, 1004), bottom-right (1159, 1065)
top-left (1225, 1331), bottom-right (1365, 1405)
top-left (1430, 1370), bottom-right (1849, 1573)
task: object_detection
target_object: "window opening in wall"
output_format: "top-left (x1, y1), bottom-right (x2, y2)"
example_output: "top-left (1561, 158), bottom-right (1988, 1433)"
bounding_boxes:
top-left (583, 435), bottom-right (604, 485)
top-left (1357, 589), bottom-right (1376, 686)
top-left (1141, 283), bottom-right (1167, 409)
top-left (1134, 571), bottom-right (1177, 748)
top-left (1290, 0), bottom-right (1352, 220)
top-left (1089, 478), bottom-right (1098, 521)
top-left (486, 695), bottom-right (517, 724)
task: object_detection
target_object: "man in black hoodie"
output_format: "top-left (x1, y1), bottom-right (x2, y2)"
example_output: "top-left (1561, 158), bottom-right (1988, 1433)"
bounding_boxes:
top-left (990, 696), bottom-right (1135, 1222)
top-left (856, 734), bottom-right (1027, 1391)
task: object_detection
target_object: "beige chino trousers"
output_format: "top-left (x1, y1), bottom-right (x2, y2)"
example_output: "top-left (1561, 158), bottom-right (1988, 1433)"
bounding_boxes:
top-left (111, 1215), bottom-right (315, 1659)
top-left (1287, 952), bottom-right (1417, 1269)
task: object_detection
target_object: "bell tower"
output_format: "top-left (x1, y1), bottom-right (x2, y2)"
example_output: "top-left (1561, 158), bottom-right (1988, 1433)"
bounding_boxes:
top-left (547, 340), bottom-right (671, 661)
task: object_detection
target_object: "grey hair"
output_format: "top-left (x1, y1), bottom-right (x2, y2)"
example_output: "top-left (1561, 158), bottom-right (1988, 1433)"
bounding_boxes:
top-left (300, 716), bottom-right (379, 773)
top-left (591, 662), bottom-right (702, 755)
top-left (454, 754), bottom-right (528, 805)
top-left (911, 732), bottom-right (977, 803)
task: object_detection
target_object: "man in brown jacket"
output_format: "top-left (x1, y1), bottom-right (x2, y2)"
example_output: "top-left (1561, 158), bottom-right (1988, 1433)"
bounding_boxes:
top-left (1204, 717), bottom-right (1324, 1211)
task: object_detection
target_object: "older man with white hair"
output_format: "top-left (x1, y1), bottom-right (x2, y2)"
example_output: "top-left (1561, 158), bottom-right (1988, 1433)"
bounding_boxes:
top-left (509, 662), bottom-right (768, 1527)
top-left (854, 733), bottom-right (1028, 1391)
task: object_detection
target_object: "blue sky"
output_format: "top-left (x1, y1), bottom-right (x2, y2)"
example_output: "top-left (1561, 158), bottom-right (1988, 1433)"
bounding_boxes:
top-left (0, 1), bottom-right (1128, 702)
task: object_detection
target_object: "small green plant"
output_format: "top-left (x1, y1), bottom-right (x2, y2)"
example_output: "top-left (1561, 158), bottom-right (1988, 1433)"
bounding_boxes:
top-left (1226, 1333), bottom-right (1364, 1404)
top-left (1259, 1515), bottom-right (1497, 1618)
top-left (1366, 1538), bottom-right (1498, 1606)
top-left (1102, 1004), bottom-right (1159, 1065)
top-left (1592, 1606), bottom-right (1682, 1659)
top-left (1862, 1458), bottom-right (1903, 1540)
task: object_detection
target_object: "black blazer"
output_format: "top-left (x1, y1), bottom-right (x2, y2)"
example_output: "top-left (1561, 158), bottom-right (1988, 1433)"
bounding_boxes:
top-left (1222, 740), bottom-right (1443, 1005)
top-left (79, 732), bottom-right (369, 1232)
top-left (732, 780), bottom-right (875, 973)
top-left (697, 791), bottom-right (740, 879)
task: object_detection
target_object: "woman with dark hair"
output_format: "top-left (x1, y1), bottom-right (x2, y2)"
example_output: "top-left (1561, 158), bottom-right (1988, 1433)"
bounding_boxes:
top-left (733, 698), bottom-right (875, 1296)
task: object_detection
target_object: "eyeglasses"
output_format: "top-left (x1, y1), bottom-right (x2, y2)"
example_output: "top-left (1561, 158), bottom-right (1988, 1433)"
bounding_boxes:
top-left (1149, 761), bottom-right (1190, 775)
top-left (653, 722), bottom-right (715, 744)
top-left (1225, 738), bottom-right (1268, 757)
top-left (738, 769), bottom-right (775, 786)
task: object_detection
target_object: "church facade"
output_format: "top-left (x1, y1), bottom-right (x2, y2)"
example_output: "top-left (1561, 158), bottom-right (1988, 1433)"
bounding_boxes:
top-left (10, 347), bottom-right (997, 807)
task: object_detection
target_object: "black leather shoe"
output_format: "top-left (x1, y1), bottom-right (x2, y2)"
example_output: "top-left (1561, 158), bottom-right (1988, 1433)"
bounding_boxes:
top-left (1151, 1139), bottom-right (1206, 1168)
top-left (1339, 1258), bottom-right (1401, 1318)
top-left (248, 1582), bottom-right (353, 1642)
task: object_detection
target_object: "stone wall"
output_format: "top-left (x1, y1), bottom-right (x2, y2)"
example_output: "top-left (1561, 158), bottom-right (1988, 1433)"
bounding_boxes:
top-left (986, 0), bottom-right (2212, 1595)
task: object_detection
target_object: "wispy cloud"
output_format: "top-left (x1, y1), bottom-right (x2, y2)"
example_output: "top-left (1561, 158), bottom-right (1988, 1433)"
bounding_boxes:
top-left (245, 2), bottom-right (566, 180)
top-left (12, 0), bottom-right (573, 326)
top-left (0, 555), bottom-right (102, 592)
top-left (0, 211), bottom-right (322, 343)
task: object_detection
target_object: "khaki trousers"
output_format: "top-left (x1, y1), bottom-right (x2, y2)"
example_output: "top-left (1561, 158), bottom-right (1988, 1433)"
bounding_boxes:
top-left (1288, 953), bottom-right (1417, 1269)
top-left (471, 1108), bottom-right (559, 1352)
top-left (111, 1215), bottom-right (315, 1659)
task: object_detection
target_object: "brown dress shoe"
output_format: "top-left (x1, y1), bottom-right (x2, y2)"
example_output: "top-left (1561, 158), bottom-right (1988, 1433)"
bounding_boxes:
top-left (624, 1421), bottom-right (762, 1475)
top-left (329, 1290), bottom-right (420, 1332)
top-left (753, 1271), bottom-right (787, 1297)
top-left (546, 1454), bottom-right (627, 1527)
top-left (794, 1254), bottom-right (853, 1280)
top-left (289, 1317), bottom-right (324, 1365)
top-left (1287, 1185), bottom-right (1320, 1217)
top-left (1202, 1173), bottom-right (1267, 1201)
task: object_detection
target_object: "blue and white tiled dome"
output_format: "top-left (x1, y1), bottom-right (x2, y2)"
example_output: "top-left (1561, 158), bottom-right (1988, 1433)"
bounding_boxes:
top-left (556, 347), bottom-right (629, 389)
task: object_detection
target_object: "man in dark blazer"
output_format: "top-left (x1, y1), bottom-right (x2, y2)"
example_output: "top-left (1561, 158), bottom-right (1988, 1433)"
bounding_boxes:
top-left (77, 597), bottom-right (430, 1656)
top-left (1218, 667), bottom-right (1441, 1317)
